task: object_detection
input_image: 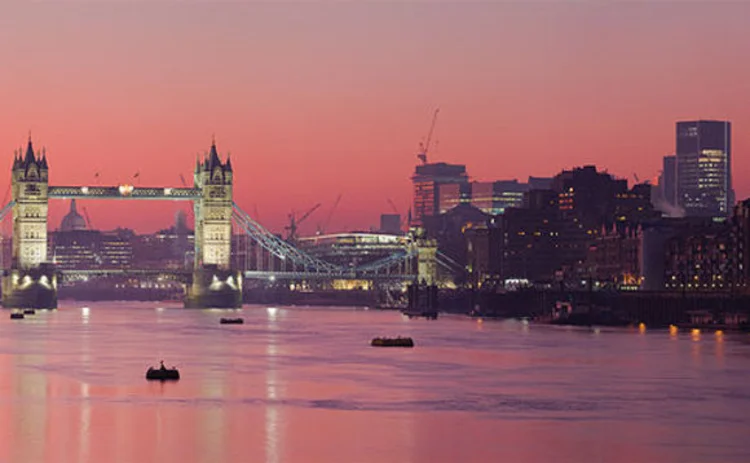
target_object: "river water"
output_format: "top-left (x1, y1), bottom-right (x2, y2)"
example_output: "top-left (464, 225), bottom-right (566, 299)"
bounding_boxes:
top-left (1, 302), bottom-right (749, 463)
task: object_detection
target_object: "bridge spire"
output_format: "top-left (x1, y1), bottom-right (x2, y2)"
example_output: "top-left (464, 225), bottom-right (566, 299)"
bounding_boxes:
top-left (24, 134), bottom-right (35, 164)
top-left (208, 136), bottom-right (221, 166)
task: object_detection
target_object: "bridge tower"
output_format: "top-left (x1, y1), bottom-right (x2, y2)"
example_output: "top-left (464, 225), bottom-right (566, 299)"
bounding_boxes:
top-left (2, 138), bottom-right (57, 309)
top-left (185, 140), bottom-right (242, 308)
top-left (411, 228), bottom-right (438, 286)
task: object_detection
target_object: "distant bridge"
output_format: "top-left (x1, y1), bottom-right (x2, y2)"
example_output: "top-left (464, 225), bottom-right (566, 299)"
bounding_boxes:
top-left (1, 138), bottom-right (460, 310)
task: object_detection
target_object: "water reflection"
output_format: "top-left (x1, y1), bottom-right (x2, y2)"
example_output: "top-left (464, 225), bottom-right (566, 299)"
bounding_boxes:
top-left (266, 306), bottom-right (281, 463)
top-left (0, 304), bottom-right (749, 462)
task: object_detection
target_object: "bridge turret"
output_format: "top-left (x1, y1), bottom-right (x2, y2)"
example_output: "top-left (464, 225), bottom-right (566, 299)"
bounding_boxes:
top-left (11, 137), bottom-right (50, 269)
top-left (187, 139), bottom-right (241, 308)
top-left (194, 139), bottom-right (233, 269)
top-left (3, 136), bottom-right (56, 309)
top-left (410, 228), bottom-right (438, 286)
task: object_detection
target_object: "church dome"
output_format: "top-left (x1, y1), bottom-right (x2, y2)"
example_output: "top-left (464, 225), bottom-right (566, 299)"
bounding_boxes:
top-left (60, 199), bottom-right (87, 232)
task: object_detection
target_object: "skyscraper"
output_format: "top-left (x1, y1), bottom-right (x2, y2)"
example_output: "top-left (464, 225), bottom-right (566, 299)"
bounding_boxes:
top-left (411, 162), bottom-right (468, 226)
top-left (676, 120), bottom-right (732, 219)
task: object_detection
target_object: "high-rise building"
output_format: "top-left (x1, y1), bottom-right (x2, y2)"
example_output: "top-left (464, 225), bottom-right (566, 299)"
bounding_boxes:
top-left (676, 120), bottom-right (732, 219)
top-left (438, 182), bottom-right (472, 214)
top-left (437, 177), bottom-right (554, 217)
top-left (471, 180), bottom-right (528, 215)
top-left (411, 162), bottom-right (468, 226)
top-left (660, 155), bottom-right (677, 207)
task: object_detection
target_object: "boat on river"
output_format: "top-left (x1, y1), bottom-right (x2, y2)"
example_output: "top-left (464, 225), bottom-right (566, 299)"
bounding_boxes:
top-left (10, 313), bottom-right (24, 320)
top-left (220, 317), bottom-right (244, 324)
top-left (371, 336), bottom-right (414, 348)
top-left (402, 310), bottom-right (438, 320)
top-left (146, 362), bottom-right (180, 381)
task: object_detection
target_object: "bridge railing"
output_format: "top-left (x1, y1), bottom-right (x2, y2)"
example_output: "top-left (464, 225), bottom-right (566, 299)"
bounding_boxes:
top-left (0, 200), bottom-right (15, 221)
top-left (232, 203), bottom-right (343, 275)
top-left (232, 202), bottom-right (418, 280)
top-left (436, 250), bottom-right (466, 274)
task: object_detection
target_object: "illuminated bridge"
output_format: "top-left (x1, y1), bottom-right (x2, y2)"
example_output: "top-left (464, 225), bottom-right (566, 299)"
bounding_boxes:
top-left (0, 137), bottom-right (455, 309)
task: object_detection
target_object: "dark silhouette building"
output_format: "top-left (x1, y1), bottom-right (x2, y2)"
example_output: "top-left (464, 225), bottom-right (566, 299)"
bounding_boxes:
top-left (379, 214), bottom-right (402, 234)
top-left (660, 155), bottom-right (677, 207)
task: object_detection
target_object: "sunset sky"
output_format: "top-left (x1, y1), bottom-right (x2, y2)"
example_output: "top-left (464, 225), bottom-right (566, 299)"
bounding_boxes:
top-left (1, 1), bottom-right (748, 235)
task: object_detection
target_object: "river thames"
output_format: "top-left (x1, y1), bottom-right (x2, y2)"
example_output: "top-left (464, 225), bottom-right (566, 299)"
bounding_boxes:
top-left (1, 302), bottom-right (749, 462)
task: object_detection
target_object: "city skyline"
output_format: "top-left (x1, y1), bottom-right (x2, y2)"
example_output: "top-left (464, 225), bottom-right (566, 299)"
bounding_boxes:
top-left (1, 2), bottom-right (748, 234)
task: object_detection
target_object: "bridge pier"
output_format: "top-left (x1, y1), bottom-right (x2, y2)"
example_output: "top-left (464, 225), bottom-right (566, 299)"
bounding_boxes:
top-left (1, 264), bottom-right (58, 309)
top-left (184, 265), bottom-right (242, 309)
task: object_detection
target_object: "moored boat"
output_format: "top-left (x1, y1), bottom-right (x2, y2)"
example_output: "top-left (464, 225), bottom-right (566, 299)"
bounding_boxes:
top-left (23, 309), bottom-right (36, 315)
top-left (402, 310), bottom-right (438, 320)
top-left (371, 336), bottom-right (415, 348)
top-left (10, 313), bottom-right (24, 320)
top-left (220, 318), bottom-right (244, 324)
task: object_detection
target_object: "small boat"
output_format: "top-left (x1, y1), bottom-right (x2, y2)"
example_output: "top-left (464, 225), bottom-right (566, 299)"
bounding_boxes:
top-left (371, 337), bottom-right (415, 348)
top-left (23, 309), bottom-right (36, 315)
top-left (220, 318), bottom-right (244, 324)
top-left (402, 310), bottom-right (438, 320)
top-left (146, 362), bottom-right (180, 381)
top-left (10, 313), bottom-right (24, 320)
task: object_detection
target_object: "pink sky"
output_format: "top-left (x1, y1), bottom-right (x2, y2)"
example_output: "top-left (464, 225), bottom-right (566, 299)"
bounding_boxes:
top-left (1, 2), bottom-right (748, 234)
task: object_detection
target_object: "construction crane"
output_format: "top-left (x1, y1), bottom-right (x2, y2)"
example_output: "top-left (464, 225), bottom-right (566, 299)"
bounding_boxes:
top-left (318, 194), bottom-right (342, 235)
top-left (82, 206), bottom-right (93, 230)
top-left (386, 198), bottom-right (408, 231)
top-left (417, 108), bottom-right (440, 164)
top-left (286, 203), bottom-right (321, 242)
top-left (387, 198), bottom-right (399, 215)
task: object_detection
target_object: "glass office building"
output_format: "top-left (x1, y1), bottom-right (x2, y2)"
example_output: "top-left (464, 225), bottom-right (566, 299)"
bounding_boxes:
top-left (676, 120), bottom-right (732, 219)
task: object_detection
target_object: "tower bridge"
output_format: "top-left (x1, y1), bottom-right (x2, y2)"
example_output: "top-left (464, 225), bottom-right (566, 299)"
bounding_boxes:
top-left (1, 137), bottom-right (439, 309)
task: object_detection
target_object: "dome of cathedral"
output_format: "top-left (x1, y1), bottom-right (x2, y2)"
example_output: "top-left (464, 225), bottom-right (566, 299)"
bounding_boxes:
top-left (60, 199), bottom-right (87, 232)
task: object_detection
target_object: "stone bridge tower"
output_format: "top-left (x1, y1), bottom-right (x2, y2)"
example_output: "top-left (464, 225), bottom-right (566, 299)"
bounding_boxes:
top-left (185, 140), bottom-right (242, 308)
top-left (2, 138), bottom-right (57, 309)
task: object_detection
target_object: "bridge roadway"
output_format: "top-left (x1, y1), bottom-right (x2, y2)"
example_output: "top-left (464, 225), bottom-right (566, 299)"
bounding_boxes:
top-left (58, 268), bottom-right (417, 281)
top-left (48, 186), bottom-right (201, 200)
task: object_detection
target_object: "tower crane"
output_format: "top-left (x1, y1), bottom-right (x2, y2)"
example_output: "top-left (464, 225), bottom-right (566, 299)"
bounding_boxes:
top-left (82, 206), bottom-right (94, 230)
top-left (417, 108), bottom-right (440, 164)
top-left (386, 198), bottom-right (407, 230)
top-left (319, 194), bottom-right (342, 235)
top-left (387, 198), bottom-right (399, 215)
top-left (286, 203), bottom-right (321, 242)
